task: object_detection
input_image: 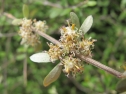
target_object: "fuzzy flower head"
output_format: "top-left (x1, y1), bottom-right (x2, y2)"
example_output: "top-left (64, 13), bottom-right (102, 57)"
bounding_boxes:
top-left (13, 18), bottom-right (48, 46)
top-left (34, 20), bottom-right (48, 32)
top-left (48, 43), bottom-right (63, 62)
top-left (60, 24), bottom-right (80, 43)
top-left (21, 18), bottom-right (32, 27)
top-left (77, 37), bottom-right (96, 57)
top-left (30, 13), bottom-right (96, 87)
top-left (62, 56), bottom-right (83, 77)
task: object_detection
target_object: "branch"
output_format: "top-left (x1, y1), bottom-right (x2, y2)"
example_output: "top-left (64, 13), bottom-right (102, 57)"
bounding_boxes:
top-left (41, 0), bottom-right (88, 9)
top-left (3, 12), bottom-right (16, 19)
top-left (42, 1), bottom-right (62, 8)
top-left (0, 33), bottom-right (17, 37)
top-left (4, 13), bottom-right (124, 78)
top-left (23, 54), bottom-right (27, 87)
top-left (33, 27), bottom-right (124, 78)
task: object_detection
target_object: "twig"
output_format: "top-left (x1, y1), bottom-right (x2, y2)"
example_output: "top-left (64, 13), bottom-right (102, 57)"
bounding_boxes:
top-left (33, 27), bottom-right (124, 78)
top-left (41, 0), bottom-right (88, 9)
top-left (3, 12), bottom-right (16, 20)
top-left (76, 54), bottom-right (122, 78)
top-left (3, 37), bottom-right (11, 94)
top-left (42, 1), bottom-right (62, 8)
top-left (32, 27), bottom-right (61, 46)
top-left (0, 33), bottom-right (17, 37)
top-left (4, 13), bottom-right (124, 78)
top-left (67, 0), bottom-right (89, 9)
top-left (23, 54), bottom-right (27, 87)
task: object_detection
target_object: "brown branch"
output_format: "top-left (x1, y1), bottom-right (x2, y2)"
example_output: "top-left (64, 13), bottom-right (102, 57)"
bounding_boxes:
top-left (3, 12), bottom-right (16, 19)
top-left (3, 37), bottom-right (11, 94)
top-left (32, 27), bottom-right (61, 46)
top-left (23, 54), bottom-right (27, 87)
top-left (67, 0), bottom-right (89, 9)
top-left (0, 33), bottom-right (17, 37)
top-left (41, 0), bottom-right (88, 9)
top-left (42, 1), bottom-right (62, 8)
top-left (76, 54), bottom-right (122, 78)
top-left (33, 27), bottom-right (124, 78)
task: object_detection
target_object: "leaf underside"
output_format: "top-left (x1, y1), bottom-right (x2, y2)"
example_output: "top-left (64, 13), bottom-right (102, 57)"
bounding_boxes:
top-left (30, 52), bottom-right (51, 63)
top-left (79, 15), bottom-right (93, 34)
top-left (43, 64), bottom-right (62, 87)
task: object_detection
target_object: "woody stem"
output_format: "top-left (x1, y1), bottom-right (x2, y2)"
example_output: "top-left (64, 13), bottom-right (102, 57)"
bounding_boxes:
top-left (32, 27), bottom-right (123, 78)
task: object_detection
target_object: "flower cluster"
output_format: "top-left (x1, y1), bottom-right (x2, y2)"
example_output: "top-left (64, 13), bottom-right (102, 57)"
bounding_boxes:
top-left (47, 23), bottom-right (96, 76)
top-left (30, 13), bottom-right (96, 86)
top-left (18, 18), bottom-right (48, 46)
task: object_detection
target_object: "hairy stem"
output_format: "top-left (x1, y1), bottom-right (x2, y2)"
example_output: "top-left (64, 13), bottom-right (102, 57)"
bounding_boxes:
top-left (76, 53), bottom-right (122, 78)
top-left (33, 27), bottom-right (124, 78)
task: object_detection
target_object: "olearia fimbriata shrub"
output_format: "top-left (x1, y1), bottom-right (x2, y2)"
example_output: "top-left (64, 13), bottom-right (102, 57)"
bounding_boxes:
top-left (13, 11), bottom-right (96, 87)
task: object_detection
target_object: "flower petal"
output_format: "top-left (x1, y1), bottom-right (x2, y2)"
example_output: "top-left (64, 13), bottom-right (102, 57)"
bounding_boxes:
top-left (43, 64), bottom-right (62, 87)
top-left (79, 15), bottom-right (93, 34)
top-left (30, 52), bottom-right (51, 63)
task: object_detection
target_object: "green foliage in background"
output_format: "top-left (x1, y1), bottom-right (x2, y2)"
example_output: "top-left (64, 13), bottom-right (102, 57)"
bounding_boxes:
top-left (0, 0), bottom-right (126, 94)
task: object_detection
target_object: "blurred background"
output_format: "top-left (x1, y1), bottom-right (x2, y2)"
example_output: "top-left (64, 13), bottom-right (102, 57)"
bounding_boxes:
top-left (0, 0), bottom-right (126, 94)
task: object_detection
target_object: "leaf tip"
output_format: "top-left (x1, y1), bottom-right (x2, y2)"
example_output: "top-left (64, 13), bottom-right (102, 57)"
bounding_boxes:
top-left (89, 15), bottom-right (93, 21)
top-left (43, 80), bottom-right (49, 87)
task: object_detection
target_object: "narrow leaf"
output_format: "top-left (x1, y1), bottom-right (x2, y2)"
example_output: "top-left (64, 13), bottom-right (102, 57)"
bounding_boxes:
top-left (12, 19), bottom-right (22, 25)
top-left (79, 15), bottom-right (93, 34)
top-left (116, 78), bottom-right (126, 93)
top-left (43, 64), bottom-right (62, 87)
top-left (30, 52), bottom-right (51, 63)
top-left (70, 12), bottom-right (80, 28)
top-left (22, 4), bottom-right (29, 18)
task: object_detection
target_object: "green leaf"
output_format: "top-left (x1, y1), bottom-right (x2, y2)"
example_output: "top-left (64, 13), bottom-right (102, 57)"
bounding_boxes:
top-left (79, 15), bottom-right (93, 34)
top-left (60, 9), bottom-right (71, 16)
top-left (70, 12), bottom-right (80, 28)
top-left (48, 8), bottom-right (62, 18)
top-left (116, 78), bottom-right (126, 93)
top-left (12, 19), bottom-right (22, 25)
top-left (43, 64), bottom-right (62, 87)
top-left (87, 1), bottom-right (97, 7)
top-left (22, 4), bottom-right (29, 18)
